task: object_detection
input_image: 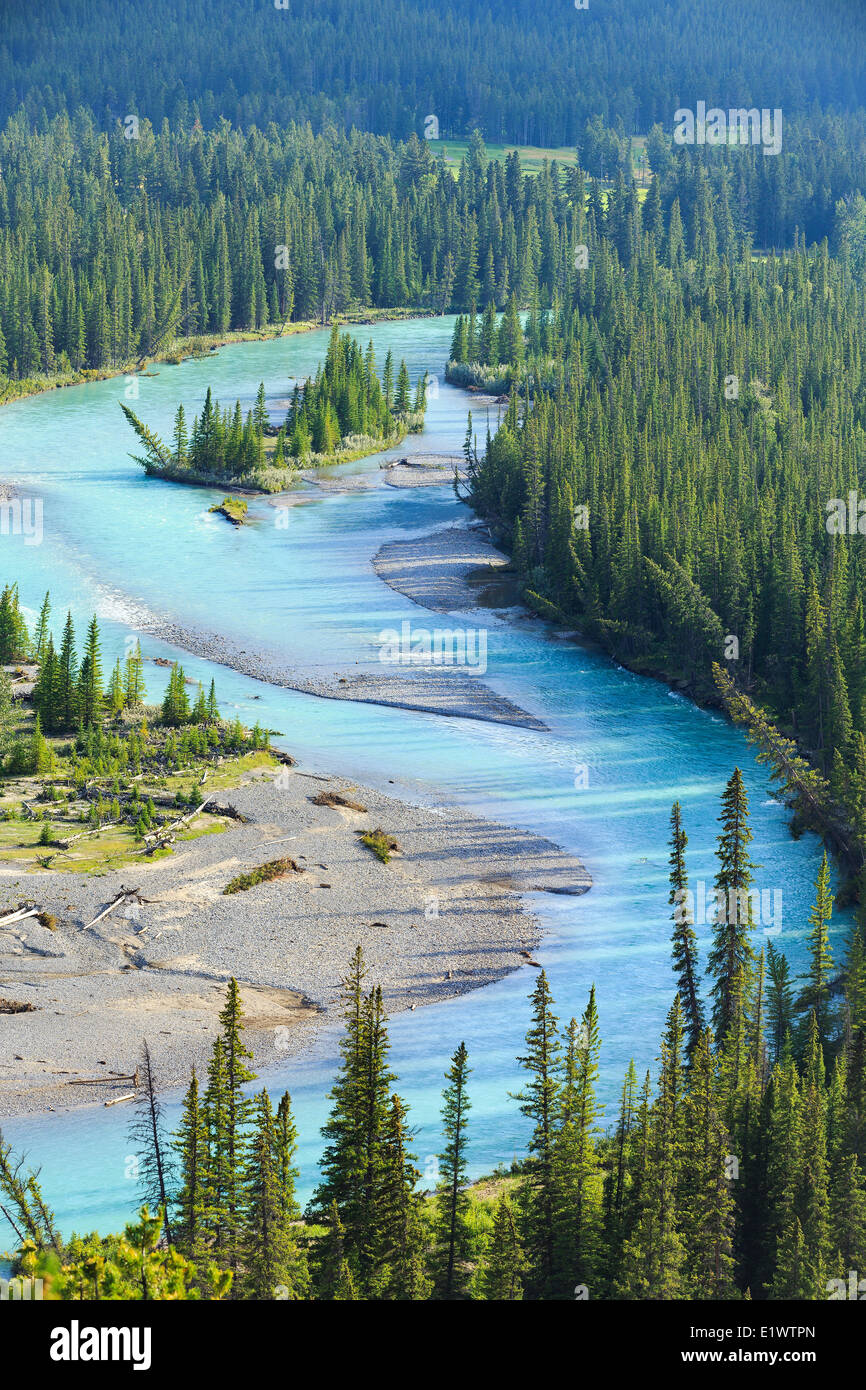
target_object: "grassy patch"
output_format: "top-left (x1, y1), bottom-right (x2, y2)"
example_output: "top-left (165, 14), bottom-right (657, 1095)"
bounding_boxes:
top-left (358, 828), bottom-right (400, 863)
top-left (222, 856), bottom-right (301, 894)
top-left (0, 719), bottom-right (282, 875)
top-left (208, 496), bottom-right (248, 525)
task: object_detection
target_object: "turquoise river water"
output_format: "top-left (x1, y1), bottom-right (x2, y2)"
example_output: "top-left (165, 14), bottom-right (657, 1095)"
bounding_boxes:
top-left (0, 316), bottom-right (846, 1240)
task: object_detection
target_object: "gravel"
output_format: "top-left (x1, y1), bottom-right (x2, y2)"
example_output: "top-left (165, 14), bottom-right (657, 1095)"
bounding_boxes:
top-left (0, 761), bottom-right (589, 1118)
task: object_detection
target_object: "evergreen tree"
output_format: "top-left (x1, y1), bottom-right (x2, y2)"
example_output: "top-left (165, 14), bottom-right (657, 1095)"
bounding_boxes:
top-left (434, 1042), bottom-right (473, 1299)
top-left (481, 1194), bottom-right (527, 1300)
top-left (174, 1067), bottom-right (206, 1261)
top-left (798, 852), bottom-right (835, 1054)
top-left (76, 615), bottom-right (103, 727)
top-left (707, 770), bottom-right (756, 1042)
top-left (513, 971), bottom-right (561, 1296)
top-left (242, 1089), bottom-right (307, 1299)
top-left (551, 991), bottom-right (602, 1296)
top-left (668, 801), bottom-right (705, 1056)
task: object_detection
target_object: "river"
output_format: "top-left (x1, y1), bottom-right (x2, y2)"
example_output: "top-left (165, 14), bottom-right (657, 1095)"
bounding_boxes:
top-left (0, 316), bottom-right (843, 1238)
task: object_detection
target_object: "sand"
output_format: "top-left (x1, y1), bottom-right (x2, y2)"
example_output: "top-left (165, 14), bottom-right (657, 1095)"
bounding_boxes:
top-left (0, 761), bottom-right (589, 1118)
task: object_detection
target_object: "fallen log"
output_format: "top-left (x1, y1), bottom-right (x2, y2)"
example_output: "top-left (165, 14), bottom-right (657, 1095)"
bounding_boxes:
top-left (83, 889), bottom-right (143, 930)
top-left (0, 907), bottom-right (41, 927)
top-left (69, 1074), bottom-right (137, 1085)
top-left (104, 1092), bottom-right (136, 1107)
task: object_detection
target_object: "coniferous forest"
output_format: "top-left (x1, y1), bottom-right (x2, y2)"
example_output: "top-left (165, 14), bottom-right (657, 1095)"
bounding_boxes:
top-left (3, 0), bottom-right (866, 1348)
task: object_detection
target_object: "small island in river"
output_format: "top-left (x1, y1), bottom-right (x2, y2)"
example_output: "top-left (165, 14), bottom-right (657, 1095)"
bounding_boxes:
top-left (121, 326), bottom-right (427, 493)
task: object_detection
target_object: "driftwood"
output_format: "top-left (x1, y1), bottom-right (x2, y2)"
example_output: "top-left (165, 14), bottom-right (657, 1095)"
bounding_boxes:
top-left (0, 906), bottom-right (41, 927)
top-left (311, 790), bottom-right (367, 812)
top-left (208, 801), bottom-right (249, 823)
top-left (135, 797), bottom-right (213, 854)
top-left (104, 1092), bottom-right (136, 1107)
top-left (0, 998), bottom-right (37, 1014)
top-left (157, 797), bottom-right (212, 835)
top-left (69, 1068), bottom-right (139, 1086)
top-left (83, 888), bottom-right (145, 930)
top-left (57, 818), bottom-right (123, 849)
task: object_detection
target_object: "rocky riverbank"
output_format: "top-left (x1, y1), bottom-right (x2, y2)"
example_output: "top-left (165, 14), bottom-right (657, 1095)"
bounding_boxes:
top-left (0, 757), bottom-right (589, 1118)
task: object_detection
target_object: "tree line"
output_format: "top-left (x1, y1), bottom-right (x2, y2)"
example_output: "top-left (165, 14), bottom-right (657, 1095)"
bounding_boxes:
top-left (3, 0), bottom-right (865, 144)
top-left (3, 108), bottom-right (866, 394)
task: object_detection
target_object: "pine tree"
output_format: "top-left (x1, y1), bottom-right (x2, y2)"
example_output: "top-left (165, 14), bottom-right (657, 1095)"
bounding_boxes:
top-left (242, 1089), bottom-right (306, 1299)
top-left (173, 1067), bottom-right (206, 1260)
top-left (434, 1042), bottom-right (473, 1299)
top-left (57, 611), bottom-right (78, 730)
top-left (707, 769), bottom-right (756, 1042)
top-left (106, 659), bottom-right (124, 715)
top-left (668, 801), bottom-right (705, 1055)
top-left (32, 592), bottom-right (51, 661)
top-left (209, 978), bottom-right (257, 1273)
top-left (33, 638), bottom-right (60, 733)
top-left (161, 662), bottom-right (191, 725)
top-left (315, 1201), bottom-right (358, 1300)
top-left (551, 991), bottom-right (602, 1296)
top-left (798, 852), bottom-right (835, 1054)
top-left (481, 1194), bottom-right (527, 1300)
top-left (76, 615), bottom-right (103, 728)
top-left (29, 712), bottom-right (53, 775)
top-left (124, 641), bottom-right (145, 708)
top-left (202, 1036), bottom-right (230, 1257)
top-left (599, 1059), bottom-right (639, 1295)
top-left (766, 941), bottom-right (795, 1064)
top-left (309, 947), bottom-right (368, 1233)
top-left (377, 1093), bottom-right (431, 1299)
top-left (513, 971), bottom-right (561, 1296)
top-left (679, 1029), bottom-right (737, 1298)
top-left (353, 984), bottom-right (395, 1287)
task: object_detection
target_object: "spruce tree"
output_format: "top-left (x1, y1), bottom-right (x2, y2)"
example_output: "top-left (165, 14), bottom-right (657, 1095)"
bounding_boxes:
top-left (242, 1089), bottom-right (307, 1299)
top-left (77, 615), bottom-right (103, 727)
top-left (434, 1042), bottom-right (473, 1299)
top-left (57, 611), bottom-right (78, 730)
top-left (551, 991), bottom-right (602, 1297)
top-left (315, 1201), bottom-right (358, 1301)
top-left (377, 1093), bottom-right (431, 1299)
top-left (217, 979), bottom-right (257, 1276)
top-left (679, 1029), bottom-right (737, 1298)
top-left (668, 801), bottom-right (705, 1056)
top-left (707, 769), bottom-right (756, 1042)
top-left (173, 1067), bottom-right (206, 1260)
top-left (481, 1194), bottom-right (527, 1300)
top-left (127, 1040), bottom-right (174, 1248)
top-left (798, 852), bottom-right (835, 1054)
top-left (513, 970), bottom-right (561, 1297)
top-left (309, 947), bottom-right (368, 1232)
top-left (32, 592), bottom-right (51, 661)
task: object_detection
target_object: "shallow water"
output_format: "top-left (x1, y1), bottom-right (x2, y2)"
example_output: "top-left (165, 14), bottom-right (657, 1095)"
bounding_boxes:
top-left (0, 317), bottom-right (845, 1237)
